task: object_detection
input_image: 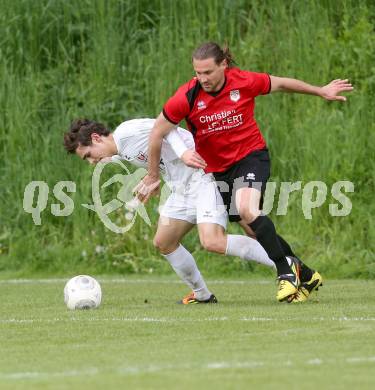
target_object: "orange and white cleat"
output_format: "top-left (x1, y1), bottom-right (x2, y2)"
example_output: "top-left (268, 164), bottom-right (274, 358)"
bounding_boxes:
top-left (178, 291), bottom-right (218, 305)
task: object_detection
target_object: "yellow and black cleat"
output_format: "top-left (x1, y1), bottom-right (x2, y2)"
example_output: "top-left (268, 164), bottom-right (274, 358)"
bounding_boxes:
top-left (276, 257), bottom-right (301, 302)
top-left (289, 271), bottom-right (323, 303)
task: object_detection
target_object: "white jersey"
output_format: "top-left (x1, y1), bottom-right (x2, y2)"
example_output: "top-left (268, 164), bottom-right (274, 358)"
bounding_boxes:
top-left (112, 118), bottom-right (205, 193)
top-left (112, 118), bottom-right (227, 228)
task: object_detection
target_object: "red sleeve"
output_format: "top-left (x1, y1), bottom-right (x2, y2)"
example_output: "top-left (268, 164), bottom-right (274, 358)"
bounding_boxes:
top-left (163, 86), bottom-right (190, 125)
top-left (244, 71), bottom-right (271, 97)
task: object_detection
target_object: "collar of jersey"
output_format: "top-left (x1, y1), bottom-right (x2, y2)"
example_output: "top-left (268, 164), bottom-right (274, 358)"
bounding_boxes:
top-left (207, 76), bottom-right (227, 97)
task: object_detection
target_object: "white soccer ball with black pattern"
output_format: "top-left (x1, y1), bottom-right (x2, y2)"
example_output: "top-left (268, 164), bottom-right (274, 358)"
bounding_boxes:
top-left (64, 275), bottom-right (102, 310)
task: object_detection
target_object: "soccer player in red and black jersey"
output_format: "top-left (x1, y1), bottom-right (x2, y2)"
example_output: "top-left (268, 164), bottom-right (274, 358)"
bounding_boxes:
top-left (138, 42), bottom-right (353, 303)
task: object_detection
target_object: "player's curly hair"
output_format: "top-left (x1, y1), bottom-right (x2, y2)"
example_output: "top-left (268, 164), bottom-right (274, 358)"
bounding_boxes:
top-left (63, 119), bottom-right (110, 153)
top-left (192, 42), bottom-right (236, 67)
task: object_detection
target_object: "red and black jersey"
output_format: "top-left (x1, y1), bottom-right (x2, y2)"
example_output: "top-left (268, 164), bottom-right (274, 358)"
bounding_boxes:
top-left (163, 67), bottom-right (271, 173)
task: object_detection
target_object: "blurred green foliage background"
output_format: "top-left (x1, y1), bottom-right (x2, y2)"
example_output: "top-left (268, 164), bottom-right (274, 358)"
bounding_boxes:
top-left (0, 0), bottom-right (374, 277)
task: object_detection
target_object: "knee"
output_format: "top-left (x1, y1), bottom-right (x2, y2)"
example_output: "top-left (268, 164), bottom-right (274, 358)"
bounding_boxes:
top-left (200, 235), bottom-right (226, 254)
top-left (238, 204), bottom-right (259, 223)
top-left (236, 189), bottom-right (261, 223)
top-left (153, 236), bottom-right (178, 255)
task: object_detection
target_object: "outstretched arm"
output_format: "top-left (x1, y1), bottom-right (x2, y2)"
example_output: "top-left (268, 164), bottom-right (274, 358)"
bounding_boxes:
top-left (270, 76), bottom-right (353, 101)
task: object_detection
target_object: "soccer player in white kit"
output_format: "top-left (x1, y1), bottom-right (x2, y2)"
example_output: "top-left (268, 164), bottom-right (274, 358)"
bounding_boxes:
top-left (64, 118), bottom-right (275, 304)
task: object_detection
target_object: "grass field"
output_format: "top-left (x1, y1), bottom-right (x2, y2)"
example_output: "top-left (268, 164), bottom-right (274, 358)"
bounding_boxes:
top-left (1, 276), bottom-right (374, 390)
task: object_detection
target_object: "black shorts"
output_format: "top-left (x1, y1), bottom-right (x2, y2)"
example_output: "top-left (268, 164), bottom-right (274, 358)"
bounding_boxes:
top-left (213, 149), bottom-right (271, 222)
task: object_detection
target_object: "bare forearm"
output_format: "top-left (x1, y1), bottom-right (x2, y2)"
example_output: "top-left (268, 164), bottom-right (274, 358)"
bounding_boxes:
top-left (272, 77), bottom-right (322, 96)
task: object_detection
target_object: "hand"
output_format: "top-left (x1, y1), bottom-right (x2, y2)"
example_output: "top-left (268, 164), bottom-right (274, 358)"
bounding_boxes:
top-left (320, 79), bottom-right (354, 101)
top-left (181, 150), bottom-right (207, 169)
top-left (133, 174), bottom-right (161, 203)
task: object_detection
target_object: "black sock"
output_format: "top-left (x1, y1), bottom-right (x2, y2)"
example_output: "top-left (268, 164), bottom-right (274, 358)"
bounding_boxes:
top-left (277, 234), bottom-right (314, 281)
top-left (277, 234), bottom-right (295, 257)
top-left (249, 215), bottom-right (290, 276)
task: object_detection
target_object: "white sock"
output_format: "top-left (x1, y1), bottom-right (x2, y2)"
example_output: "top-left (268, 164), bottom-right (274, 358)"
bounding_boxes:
top-left (226, 235), bottom-right (276, 269)
top-left (163, 244), bottom-right (211, 300)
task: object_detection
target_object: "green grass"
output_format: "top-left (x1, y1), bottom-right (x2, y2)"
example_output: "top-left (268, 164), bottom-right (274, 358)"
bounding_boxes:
top-left (1, 276), bottom-right (375, 389)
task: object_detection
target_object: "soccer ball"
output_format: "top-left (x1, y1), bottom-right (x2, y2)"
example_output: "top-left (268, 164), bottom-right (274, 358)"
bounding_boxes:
top-left (64, 275), bottom-right (102, 310)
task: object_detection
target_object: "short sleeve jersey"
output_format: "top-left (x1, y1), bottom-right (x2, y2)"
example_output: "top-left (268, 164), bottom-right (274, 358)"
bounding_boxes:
top-left (163, 67), bottom-right (271, 173)
top-left (112, 118), bottom-right (199, 188)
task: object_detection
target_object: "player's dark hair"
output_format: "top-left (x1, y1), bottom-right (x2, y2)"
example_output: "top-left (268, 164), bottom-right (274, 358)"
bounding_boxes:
top-left (63, 119), bottom-right (110, 153)
top-left (192, 42), bottom-right (235, 67)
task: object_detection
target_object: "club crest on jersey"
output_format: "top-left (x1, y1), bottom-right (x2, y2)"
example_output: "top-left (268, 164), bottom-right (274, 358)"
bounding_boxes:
top-left (230, 89), bottom-right (240, 102)
top-left (197, 100), bottom-right (206, 110)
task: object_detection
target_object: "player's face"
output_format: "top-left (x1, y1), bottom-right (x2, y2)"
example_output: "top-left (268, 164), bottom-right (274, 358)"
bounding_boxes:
top-left (76, 134), bottom-right (116, 165)
top-left (193, 57), bottom-right (227, 92)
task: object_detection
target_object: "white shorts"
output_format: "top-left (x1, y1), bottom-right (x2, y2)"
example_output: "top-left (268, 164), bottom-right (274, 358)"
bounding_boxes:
top-left (159, 173), bottom-right (228, 229)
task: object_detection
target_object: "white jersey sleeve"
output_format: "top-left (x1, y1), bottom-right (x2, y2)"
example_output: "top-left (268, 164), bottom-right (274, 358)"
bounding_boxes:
top-left (112, 118), bottom-right (155, 168)
top-left (112, 119), bottom-right (225, 226)
top-left (165, 128), bottom-right (193, 158)
top-left (112, 118), bottom-right (198, 188)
